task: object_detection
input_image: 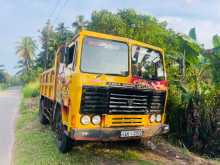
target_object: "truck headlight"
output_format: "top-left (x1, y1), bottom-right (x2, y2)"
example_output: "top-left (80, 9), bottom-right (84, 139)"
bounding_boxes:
top-left (150, 114), bottom-right (156, 122)
top-left (92, 115), bottom-right (101, 125)
top-left (81, 115), bottom-right (90, 125)
top-left (156, 114), bottom-right (162, 122)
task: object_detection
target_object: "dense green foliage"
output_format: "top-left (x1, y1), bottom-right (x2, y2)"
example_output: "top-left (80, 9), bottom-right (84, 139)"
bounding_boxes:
top-left (208, 35), bottom-right (220, 86)
top-left (15, 9), bottom-right (220, 155)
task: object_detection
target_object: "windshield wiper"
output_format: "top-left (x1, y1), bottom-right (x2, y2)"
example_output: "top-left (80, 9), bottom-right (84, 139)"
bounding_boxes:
top-left (96, 73), bottom-right (105, 78)
top-left (96, 73), bottom-right (127, 78)
top-left (106, 73), bottom-right (126, 76)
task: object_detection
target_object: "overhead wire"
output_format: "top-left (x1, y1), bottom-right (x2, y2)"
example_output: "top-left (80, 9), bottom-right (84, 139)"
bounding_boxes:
top-left (53, 0), bottom-right (69, 24)
top-left (48, 0), bottom-right (62, 19)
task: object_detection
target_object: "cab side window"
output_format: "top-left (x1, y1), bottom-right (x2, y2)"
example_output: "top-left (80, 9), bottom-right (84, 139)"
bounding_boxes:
top-left (65, 43), bottom-right (77, 70)
top-left (59, 46), bottom-right (67, 75)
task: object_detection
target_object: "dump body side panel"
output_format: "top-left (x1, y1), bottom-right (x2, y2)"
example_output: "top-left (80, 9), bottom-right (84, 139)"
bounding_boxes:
top-left (40, 49), bottom-right (60, 101)
top-left (40, 68), bottom-right (56, 100)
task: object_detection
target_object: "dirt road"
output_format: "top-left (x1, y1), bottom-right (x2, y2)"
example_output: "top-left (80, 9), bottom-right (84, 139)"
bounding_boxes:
top-left (0, 88), bottom-right (20, 165)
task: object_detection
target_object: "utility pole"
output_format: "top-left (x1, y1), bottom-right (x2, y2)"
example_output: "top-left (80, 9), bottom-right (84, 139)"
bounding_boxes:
top-left (45, 20), bottom-right (50, 70)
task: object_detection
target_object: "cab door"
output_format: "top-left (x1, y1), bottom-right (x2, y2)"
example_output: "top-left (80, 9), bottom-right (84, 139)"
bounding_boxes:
top-left (62, 42), bottom-right (77, 107)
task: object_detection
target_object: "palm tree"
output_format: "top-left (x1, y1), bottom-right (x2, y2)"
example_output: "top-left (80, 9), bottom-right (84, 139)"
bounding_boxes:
top-left (16, 37), bottom-right (37, 73)
top-left (72, 15), bottom-right (88, 34)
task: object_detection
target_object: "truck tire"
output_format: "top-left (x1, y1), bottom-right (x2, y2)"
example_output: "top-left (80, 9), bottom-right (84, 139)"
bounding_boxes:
top-left (39, 98), bottom-right (49, 125)
top-left (54, 106), bottom-right (73, 153)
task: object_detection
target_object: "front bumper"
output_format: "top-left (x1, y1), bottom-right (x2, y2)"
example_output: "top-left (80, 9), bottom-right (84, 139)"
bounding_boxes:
top-left (70, 124), bottom-right (169, 141)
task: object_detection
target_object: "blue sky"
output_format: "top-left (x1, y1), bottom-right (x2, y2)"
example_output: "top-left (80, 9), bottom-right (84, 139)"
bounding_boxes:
top-left (0, 0), bottom-right (220, 74)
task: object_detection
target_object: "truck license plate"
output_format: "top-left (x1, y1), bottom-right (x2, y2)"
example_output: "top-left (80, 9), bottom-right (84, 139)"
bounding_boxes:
top-left (120, 130), bottom-right (143, 138)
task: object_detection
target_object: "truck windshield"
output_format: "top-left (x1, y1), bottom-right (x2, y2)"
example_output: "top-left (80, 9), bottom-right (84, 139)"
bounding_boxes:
top-left (81, 37), bottom-right (129, 76)
top-left (132, 45), bottom-right (165, 80)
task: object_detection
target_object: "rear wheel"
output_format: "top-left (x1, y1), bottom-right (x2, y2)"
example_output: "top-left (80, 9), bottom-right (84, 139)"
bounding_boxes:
top-left (39, 98), bottom-right (49, 125)
top-left (54, 106), bottom-right (73, 153)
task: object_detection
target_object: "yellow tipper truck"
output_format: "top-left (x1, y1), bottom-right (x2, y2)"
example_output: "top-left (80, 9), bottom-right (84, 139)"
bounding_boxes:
top-left (39, 30), bottom-right (169, 153)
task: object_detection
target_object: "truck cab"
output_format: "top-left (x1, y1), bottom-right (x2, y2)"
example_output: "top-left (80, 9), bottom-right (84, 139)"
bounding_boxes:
top-left (39, 30), bottom-right (169, 153)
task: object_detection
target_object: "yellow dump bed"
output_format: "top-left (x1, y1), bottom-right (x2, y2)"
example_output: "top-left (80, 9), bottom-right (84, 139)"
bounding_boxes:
top-left (40, 67), bottom-right (57, 101)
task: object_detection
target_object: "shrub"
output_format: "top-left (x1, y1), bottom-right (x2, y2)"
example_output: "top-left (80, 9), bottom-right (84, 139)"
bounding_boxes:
top-left (167, 60), bottom-right (219, 154)
top-left (22, 81), bottom-right (40, 98)
top-left (0, 83), bottom-right (8, 90)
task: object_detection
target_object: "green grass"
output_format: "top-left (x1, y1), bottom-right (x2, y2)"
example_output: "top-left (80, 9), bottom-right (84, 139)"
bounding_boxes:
top-left (14, 98), bottom-right (159, 165)
top-left (22, 81), bottom-right (39, 98)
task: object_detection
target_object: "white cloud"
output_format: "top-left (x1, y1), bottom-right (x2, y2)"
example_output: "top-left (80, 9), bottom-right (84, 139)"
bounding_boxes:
top-left (184, 0), bottom-right (201, 5)
top-left (159, 16), bottom-right (220, 48)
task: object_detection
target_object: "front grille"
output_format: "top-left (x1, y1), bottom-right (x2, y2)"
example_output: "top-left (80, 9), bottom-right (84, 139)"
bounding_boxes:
top-left (149, 91), bottom-right (166, 113)
top-left (80, 86), bottom-right (108, 114)
top-left (109, 88), bottom-right (149, 114)
top-left (80, 86), bottom-right (166, 114)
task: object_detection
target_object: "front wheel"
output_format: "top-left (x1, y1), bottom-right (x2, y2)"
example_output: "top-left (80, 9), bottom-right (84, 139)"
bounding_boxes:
top-left (54, 107), bottom-right (73, 153)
